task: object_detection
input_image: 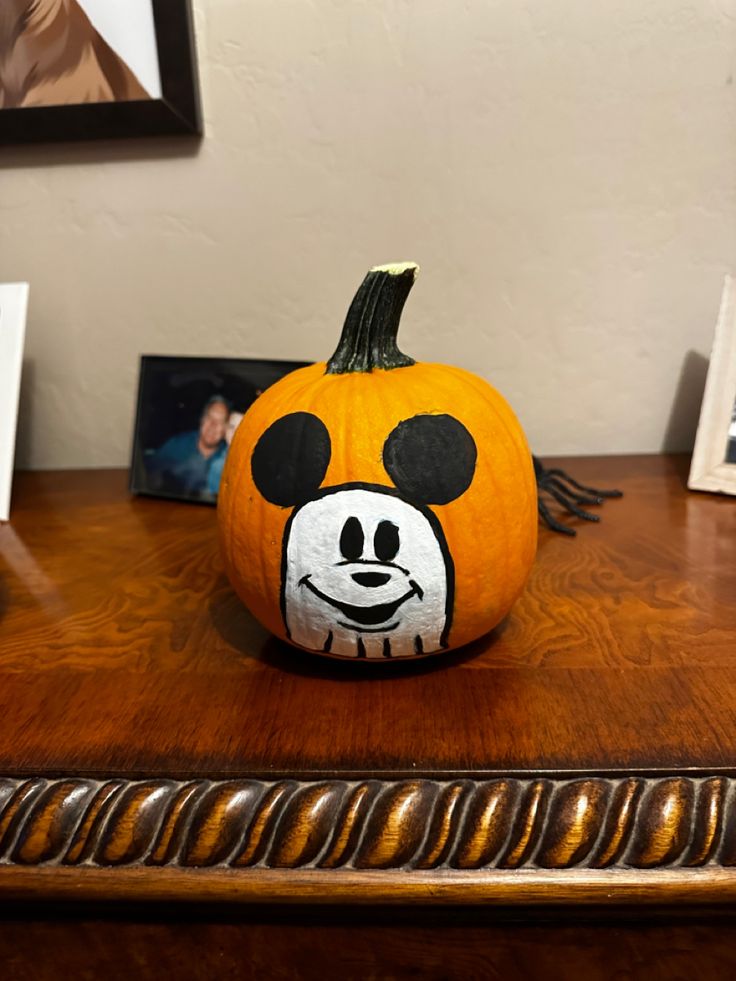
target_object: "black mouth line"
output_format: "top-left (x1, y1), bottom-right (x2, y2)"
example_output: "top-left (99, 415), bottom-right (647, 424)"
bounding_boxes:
top-left (299, 575), bottom-right (422, 627)
top-left (337, 620), bottom-right (400, 633)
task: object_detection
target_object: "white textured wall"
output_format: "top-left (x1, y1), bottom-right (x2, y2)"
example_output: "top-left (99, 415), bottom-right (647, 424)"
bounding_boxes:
top-left (2, 0), bottom-right (736, 468)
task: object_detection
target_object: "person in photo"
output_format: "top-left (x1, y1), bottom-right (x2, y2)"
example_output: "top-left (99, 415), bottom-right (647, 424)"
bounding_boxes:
top-left (207, 410), bottom-right (245, 496)
top-left (146, 396), bottom-right (230, 498)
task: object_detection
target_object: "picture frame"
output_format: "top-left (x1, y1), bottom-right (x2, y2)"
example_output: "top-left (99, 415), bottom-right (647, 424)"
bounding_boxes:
top-left (0, 0), bottom-right (201, 146)
top-left (688, 275), bottom-right (736, 495)
top-left (0, 283), bottom-right (29, 522)
top-left (129, 356), bottom-right (311, 505)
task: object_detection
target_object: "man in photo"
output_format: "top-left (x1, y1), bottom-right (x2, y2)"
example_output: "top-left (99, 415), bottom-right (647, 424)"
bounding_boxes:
top-left (146, 395), bottom-right (229, 498)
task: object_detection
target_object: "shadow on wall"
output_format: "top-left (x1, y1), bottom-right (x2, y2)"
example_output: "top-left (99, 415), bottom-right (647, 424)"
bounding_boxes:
top-left (661, 349), bottom-right (709, 454)
top-left (0, 135), bottom-right (201, 170)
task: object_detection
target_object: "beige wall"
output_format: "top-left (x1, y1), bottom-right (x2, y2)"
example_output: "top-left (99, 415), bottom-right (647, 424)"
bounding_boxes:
top-left (2, 0), bottom-right (736, 469)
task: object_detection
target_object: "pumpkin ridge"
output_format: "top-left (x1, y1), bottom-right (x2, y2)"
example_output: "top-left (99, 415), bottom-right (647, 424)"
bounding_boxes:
top-left (419, 363), bottom-right (535, 645)
top-left (441, 363), bottom-right (537, 512)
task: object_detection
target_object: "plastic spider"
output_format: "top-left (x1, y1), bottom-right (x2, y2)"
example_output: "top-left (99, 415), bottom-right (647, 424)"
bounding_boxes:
top-left (533, 456), bottom-right (623, 536)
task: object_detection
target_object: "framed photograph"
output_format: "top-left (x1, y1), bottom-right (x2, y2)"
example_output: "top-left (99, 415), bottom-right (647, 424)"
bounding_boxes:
top-left (0, 283), bottom-right (29, 522)
top-left (688, 275), bottom-right (736, 495)
top-left (130, 356), bottom-right (311, 504)
top-left (0, 0), bottom-right (201, 145)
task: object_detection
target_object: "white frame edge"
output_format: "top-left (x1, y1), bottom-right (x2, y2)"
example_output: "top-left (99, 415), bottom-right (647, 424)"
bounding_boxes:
top-left (688, 275), bottom-right (736, 495)
top-left (0, 284), bottom-right (29, 522)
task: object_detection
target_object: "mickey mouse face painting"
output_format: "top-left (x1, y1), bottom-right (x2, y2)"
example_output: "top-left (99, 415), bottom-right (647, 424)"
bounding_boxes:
top-left (218, 263), bottom-right (537, 663)
top-left (284, 488), bottom-right (447, 658)
top-left (250, 411), bottom-right (476, 658)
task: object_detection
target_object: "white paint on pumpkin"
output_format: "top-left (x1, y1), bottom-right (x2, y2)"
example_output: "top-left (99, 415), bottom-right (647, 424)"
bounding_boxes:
top-left (283, 488), bottom-right (449, 659)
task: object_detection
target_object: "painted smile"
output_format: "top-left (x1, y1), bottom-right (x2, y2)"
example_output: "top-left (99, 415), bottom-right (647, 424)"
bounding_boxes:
top-left (299, 575), bottom-right (423, 627)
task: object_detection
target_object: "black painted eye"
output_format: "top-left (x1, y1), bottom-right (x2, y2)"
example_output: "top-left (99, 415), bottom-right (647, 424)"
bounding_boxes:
top-left (374, 520), bottom-right (399, 562)
top-left (383, 414), bottom-right (477, 505)
top-left (251, 412), bottom-right (331, 507)
top-left (340, 516), bottom-right (364, 560)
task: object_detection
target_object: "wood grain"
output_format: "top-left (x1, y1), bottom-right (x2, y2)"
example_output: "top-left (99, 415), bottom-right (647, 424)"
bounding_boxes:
top-left (3, 907), bottom-right (736, 981)
top-left (0, 456), bottom-right (735, 905)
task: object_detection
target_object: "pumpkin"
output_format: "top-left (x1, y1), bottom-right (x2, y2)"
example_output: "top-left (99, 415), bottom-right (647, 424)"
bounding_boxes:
top-left (218, 262), bottom-right (537, 661)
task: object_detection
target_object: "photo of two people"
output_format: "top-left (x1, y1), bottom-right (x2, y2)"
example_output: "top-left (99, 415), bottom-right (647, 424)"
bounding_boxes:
top-left (130, 356), bottom-right (309, 503)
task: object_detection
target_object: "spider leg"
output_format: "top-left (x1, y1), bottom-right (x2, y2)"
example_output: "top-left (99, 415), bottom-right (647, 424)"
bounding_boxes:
top-left (541, 475), bottom-right (603, 507)
top-left (533, 455), bottom-right (622, 535)
top-left (538, 496), bottom-right (577, 536)
top-left (542, 467), bottom-right (623, 499)
top-left (544, 485), bottom-right (601, 522)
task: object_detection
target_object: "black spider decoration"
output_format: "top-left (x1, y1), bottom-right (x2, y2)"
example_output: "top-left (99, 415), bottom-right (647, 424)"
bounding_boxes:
top-left (533, 456), bottom-right (623, 536)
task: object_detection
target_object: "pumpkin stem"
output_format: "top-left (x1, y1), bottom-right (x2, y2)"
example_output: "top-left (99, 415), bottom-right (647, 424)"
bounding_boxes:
top-left (326, 262), bottom-right (418, 374)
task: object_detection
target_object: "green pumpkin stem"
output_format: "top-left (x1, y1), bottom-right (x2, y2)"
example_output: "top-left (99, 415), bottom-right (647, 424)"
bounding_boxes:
top-left (326, 262), bottom-right (418, 374)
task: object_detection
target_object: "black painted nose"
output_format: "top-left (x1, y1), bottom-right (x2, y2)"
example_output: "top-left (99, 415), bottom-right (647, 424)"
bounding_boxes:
top-left (352, 571), bottom-right (391, 588)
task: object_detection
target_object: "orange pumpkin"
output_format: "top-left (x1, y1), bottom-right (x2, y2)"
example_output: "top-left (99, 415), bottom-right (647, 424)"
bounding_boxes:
top-left (218, 263), bottom-right (537, 661)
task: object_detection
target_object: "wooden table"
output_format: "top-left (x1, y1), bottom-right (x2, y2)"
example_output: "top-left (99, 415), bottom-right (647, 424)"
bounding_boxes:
top-left (1, 455), bottom-right (736, 977)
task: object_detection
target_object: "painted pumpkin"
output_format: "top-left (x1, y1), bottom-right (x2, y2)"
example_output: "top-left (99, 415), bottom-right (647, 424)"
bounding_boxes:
top-left (218, 263), bottom-right (537, 661)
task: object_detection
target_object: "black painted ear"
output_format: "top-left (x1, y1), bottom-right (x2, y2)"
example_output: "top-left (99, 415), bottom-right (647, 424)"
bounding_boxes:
top-left (383, 414), bottom-right (477, 505)
top-left (251, 412), bottom-right (331, 507)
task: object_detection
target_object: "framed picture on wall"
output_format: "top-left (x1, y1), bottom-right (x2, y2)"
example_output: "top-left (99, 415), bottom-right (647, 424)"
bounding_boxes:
top-left (688, 275), bottom-right (736, 495)
top-left (0, 0), bottom-right (201, 145)
top-left (130, 356), bottom-right (311, 505)
top-left (0, 283), bottom-right (29, 522)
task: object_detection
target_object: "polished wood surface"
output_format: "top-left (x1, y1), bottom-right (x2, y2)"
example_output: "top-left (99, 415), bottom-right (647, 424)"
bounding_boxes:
top-left (1, 455), bottom-right (735, 905)
top-left (2, 905), bottom-right (736, 981)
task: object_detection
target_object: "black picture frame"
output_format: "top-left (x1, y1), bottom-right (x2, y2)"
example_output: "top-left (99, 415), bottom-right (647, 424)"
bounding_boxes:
top-left (129, 355), bottom-right (311, 505)
top-left (0, 1), bottom-right (202, 146)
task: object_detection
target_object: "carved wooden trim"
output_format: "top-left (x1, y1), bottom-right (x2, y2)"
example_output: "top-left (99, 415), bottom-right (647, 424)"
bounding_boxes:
top-left (1, 775), bottom-right (735, 873)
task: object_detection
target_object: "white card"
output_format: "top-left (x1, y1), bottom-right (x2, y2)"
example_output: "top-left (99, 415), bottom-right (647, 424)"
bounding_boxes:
top-left (0, 284), bottom-right (29, 522)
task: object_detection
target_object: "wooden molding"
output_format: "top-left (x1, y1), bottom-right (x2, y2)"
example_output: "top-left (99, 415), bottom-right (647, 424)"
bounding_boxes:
top-left (1, 774), bottom-right (733, 878)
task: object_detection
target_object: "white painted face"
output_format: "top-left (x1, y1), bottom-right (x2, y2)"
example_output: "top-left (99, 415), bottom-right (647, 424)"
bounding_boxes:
top-left (283, 487), bottom-right (450, 659)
